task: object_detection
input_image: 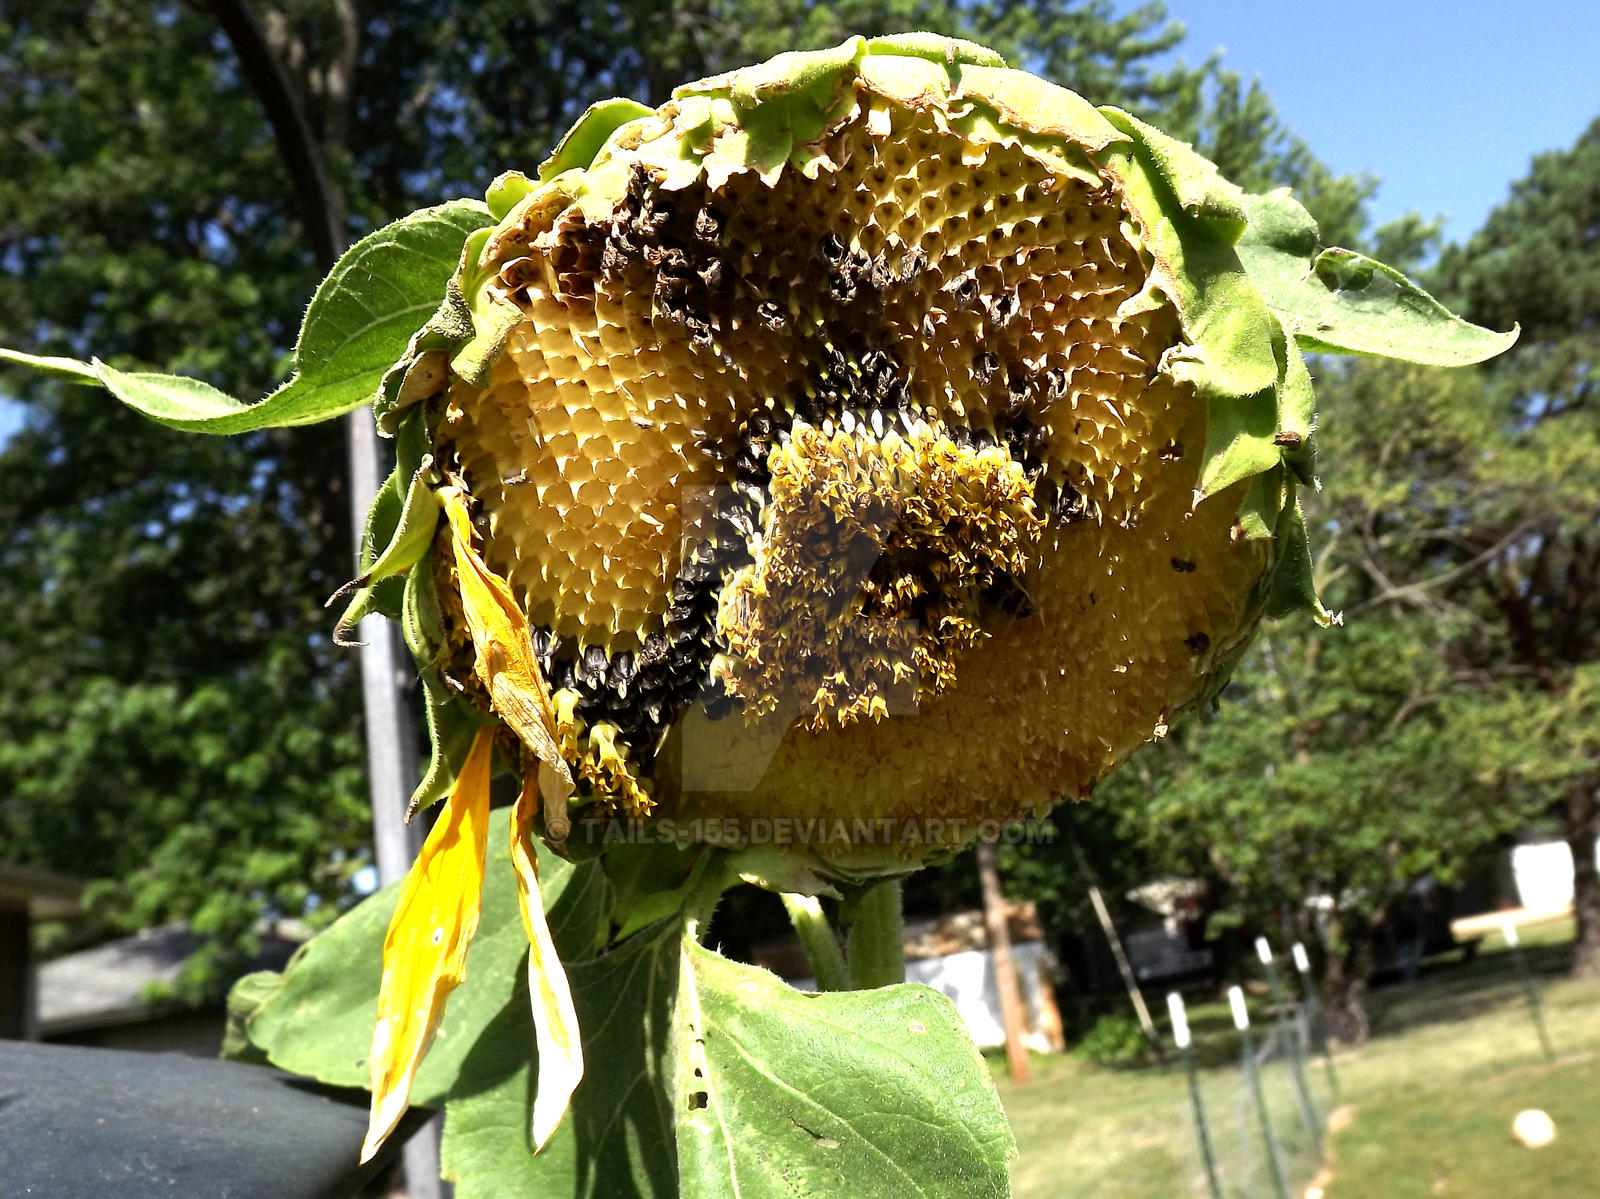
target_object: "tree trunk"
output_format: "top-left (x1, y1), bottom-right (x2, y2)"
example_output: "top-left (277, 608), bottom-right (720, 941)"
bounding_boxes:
top-left (1320, 914), bottom-right (1374, 1046)
top-left (1566, 781), bottom-right (1600, 979)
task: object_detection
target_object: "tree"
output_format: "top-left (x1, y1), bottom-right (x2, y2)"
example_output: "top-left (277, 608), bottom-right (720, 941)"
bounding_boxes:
top-left (0, 3), bottom-right (368, 991)
top-left (1428, 118), bottom-right (1600, 976)
top-left (1111, 617), bottom-right (1529, 1039)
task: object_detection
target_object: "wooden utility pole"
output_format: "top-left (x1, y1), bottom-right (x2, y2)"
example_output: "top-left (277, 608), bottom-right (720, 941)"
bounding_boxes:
top-left (976, 842), bottom-right (1032, 1084)
top-left (1066, 825), bottom-right (1161, 1052)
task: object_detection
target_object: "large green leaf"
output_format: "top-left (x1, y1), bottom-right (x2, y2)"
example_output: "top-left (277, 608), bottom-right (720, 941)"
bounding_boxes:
top-left (675, 940), bottom-right (1015, 1198)
top-left (1236, 190), bottom-right (1517, 365)
top-left (232, 811), bottom-right (1015, 1197)
top-left (0, 200), bottom-right (490, 432)
top-left (439, 923), bottom-right (1015, 1198)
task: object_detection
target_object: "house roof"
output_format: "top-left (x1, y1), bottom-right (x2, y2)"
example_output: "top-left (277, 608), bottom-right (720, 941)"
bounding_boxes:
top-left (901, 901), bottom-right (1045, 961)
top-left (38, 923), bottom-right (301, 1036)
top-left (0, 864), bottom-right (83, 920)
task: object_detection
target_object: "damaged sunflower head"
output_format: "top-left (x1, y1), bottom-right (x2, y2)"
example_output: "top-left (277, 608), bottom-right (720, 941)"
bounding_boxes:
top-left (351, 33), bottom-right (1514, 879)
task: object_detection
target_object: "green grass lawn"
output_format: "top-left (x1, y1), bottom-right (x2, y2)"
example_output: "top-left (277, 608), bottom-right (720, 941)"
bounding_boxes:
top-left (1323, 1055), bottom-right (1600, 1199)
top-left (998, 919), bottom-right (1600, 1198)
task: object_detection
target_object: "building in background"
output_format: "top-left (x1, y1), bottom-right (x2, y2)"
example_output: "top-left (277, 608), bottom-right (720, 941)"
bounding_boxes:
top-left (0, 865), bottom-right (82, 1040)
top-left (37, 923), bottom-right (303, 1056)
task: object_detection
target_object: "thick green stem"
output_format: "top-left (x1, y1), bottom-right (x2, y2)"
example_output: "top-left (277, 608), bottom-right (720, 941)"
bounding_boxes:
top-left (780, 893), bottom-right (851, 992)
top-left (682, 855), bottom-right (733, 943)
top-left (847, 878), bottom-right (906, 989)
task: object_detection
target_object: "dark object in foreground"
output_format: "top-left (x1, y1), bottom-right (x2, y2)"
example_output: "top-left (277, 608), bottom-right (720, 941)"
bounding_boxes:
top-left (0, 1040), bottom-right (426, 1198)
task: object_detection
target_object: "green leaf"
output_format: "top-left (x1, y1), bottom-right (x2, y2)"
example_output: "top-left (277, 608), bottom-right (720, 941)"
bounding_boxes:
top-left (451, 269), bottom-right (526, 388)
top-left (1236, 190), bottom-right (1517, 365)
top-left (334, 411), bottom-right (441, 637)
top-left (235, 810), bottom-right (608, 1108)
top-left (440, 920), bottom-right (1014, 1198)
top-left (1277, 328), bottom-right (1317, 486)
top-left (91, 360), bottom-right (258, 426)
top-left (1099, 108), bottom-right (1248, 238)
top-left (407, 668), bottom-right (491, 818)
top-left (1097, 110), bottom-right (1279, 411)
top-left (727, 843), bottom-right (841, 900)
top-left (440, 922), bottom-right (682, 1199)
top-left (2, 200), bottom-right (490, 432)
top-left (485, 171), bottom-right (537, 220)
top-left (400, 560), bottom-right (496, 817)
top-left (952, 66), bottom-right (1124, 155)
top-left (221, 969), bottom-right (285, 1064)
top-left (0, 348), bottom-right (99, 383)
top-left (863, 33), bottom-right (1007, 70)
top-left (1196, 383), bottom-right (1280, 501)
top-left (598, 841), bottom-right (715, 941)
top-left (253, 199), bottom-right (493, 427)
top-left (373, 281), bottom-right (476, 433)
top-left (1264, 498), bottom-right (1337, 628)
top-left (674, 940), bottom-right (1015, 1197)
top-left (233, 814), bottom-right (1014, 1197)
top-left (1234, 465), bottom-right (1286, 543)
top-left (719, 38), bottom-right (867, 110)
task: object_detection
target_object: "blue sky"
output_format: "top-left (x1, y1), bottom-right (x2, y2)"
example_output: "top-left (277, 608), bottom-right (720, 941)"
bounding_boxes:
top-left (1136, 0), bottom-right (1599, 243)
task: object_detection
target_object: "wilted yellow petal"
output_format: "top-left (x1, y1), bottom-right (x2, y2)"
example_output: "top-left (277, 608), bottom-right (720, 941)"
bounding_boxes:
top-left (361, 726), bottom-right (495, 1164)
top-left (511, 771), bottom-right (585, 1148)
top-left (442, 485), bottom-right (574, 796)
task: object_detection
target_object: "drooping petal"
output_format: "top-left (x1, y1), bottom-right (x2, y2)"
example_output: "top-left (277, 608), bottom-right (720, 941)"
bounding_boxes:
top-left (511, 771), bottom-right (585, 1148)
top-left (361, 725), bottom-right (495, 1163)
top-left (442, 485), bottom-right (574, 799)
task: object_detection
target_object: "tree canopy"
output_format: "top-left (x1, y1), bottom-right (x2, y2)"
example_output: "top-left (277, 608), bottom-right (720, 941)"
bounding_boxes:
top-left (1431, 118), bottom-right (1600, 976)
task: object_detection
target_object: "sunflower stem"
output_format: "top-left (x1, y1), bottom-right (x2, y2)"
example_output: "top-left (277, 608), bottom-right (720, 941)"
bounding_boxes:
top-left (682, 854), bottom-right (734, 943)
top-left (847, 878), bottom-right (906, 989)
top-left (781, 893), bottom-right (851, 992)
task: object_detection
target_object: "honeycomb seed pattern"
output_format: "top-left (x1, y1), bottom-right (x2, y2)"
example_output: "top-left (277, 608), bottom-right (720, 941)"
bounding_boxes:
top-left (440, 88), bottom-right (1271, 824)
top-left (527, 471), bottom-right (760, 779)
